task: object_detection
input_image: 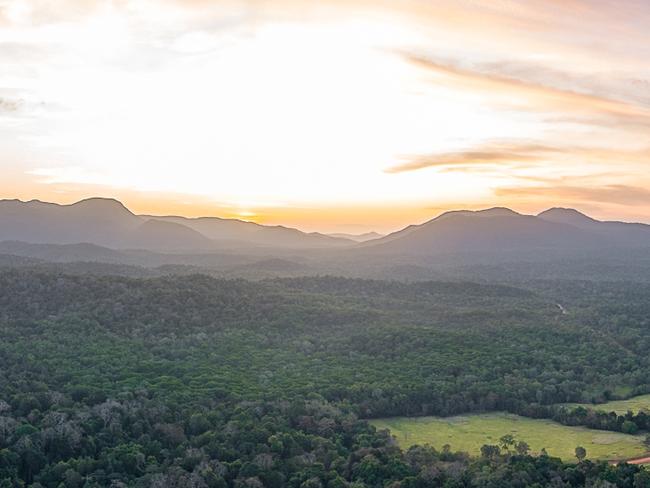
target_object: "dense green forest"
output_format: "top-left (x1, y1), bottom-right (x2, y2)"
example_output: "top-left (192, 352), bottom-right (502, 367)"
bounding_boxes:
top-left (0, 269), bottom-right (649, 486)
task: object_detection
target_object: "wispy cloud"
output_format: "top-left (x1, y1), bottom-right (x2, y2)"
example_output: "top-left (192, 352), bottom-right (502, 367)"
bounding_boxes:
top-left (403, 53), bottom-right (650, 124)
top-left (386, 141), bottom-right (562, 173)
top-left (476, 60), bottom-right (650, 109)
top-left (0, 97), bottom-right (24, 112)
top-left (0, 0), bottom-right (104, 25)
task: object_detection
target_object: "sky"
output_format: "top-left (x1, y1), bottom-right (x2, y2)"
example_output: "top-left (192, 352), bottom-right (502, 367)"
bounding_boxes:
top-left (1, 0), bottom-right (650, 233)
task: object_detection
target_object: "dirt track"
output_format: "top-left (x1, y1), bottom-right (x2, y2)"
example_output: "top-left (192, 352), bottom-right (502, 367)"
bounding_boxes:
top-left (625, 456), bottom-right (650, 465)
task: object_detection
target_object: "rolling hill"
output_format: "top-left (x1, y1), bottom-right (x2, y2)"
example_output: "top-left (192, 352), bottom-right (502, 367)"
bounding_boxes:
top-left (142, 214), bottom-right (352, 248)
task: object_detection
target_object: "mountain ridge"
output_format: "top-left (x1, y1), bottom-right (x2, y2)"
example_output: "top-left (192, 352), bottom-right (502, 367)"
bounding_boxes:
top-left (362, 206), bottom-right (650, 256)
top-left (2, 198), bottom-right (650, 258)
top-left (0, 198), bottom-right (355, 251)
top-left (328, 231), bottom-right (384, 242)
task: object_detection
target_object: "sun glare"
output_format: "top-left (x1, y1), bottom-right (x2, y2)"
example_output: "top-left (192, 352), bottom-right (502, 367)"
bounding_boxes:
top-left (23, 14), bottom-right (537, 211)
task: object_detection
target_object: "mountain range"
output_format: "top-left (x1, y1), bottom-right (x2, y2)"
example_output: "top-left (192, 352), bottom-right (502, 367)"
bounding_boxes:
top-left (328, 231), bottom-right (384, 242)
top-left (1, 198), bottom-right (649, 262)
top-left (0, 198), bottom-right (353, 251)
top-left (363, 207), bottom-right (650, 256)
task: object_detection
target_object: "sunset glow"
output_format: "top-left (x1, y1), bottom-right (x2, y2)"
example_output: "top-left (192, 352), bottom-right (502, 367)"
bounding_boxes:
top-left (2, 0), bottom-right (650, 232)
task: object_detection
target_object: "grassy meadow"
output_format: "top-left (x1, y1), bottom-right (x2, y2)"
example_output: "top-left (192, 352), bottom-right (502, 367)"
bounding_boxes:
top-left (371, 412), bottom-right (648, 462)
top-left (565, 394), bottom-right (650, 415)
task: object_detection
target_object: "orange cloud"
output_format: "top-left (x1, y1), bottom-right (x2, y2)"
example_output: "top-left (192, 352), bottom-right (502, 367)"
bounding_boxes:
top-left (386, 142), bottom-right (562, 173)
top-left (403, 54), bottom-right (650, 123)
top-left (387, 141), bottom-right (650, 174)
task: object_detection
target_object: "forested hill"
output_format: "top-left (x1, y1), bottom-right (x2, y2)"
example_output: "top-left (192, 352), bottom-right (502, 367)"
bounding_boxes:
top-left (1, 269), bottom-right (649, 486)
top-left (0, 271), bottom-right (537, 335)
top-left (2, 270), bottom-right (648, 412)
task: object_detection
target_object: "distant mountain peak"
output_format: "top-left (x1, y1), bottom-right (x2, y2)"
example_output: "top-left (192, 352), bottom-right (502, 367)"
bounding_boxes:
top-left (436, 207), bottom-right (521, 221)
top-left (538, 207), bottom-right (598, 224)
top-left (476, 207), bottom-right (521, 216)
top-left (70, 197), bottom-right (135, 216)
top-left (539, 207), bottom-right (587, 216)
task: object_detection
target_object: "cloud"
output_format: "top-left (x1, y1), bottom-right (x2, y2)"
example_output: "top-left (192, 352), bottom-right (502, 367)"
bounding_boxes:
top-left (544, 113), bottom-right (650, 132)
top-left (3, 0), bottom-right (650, 221)
top-left (476, 60), bottom-right (650, 110)
top-left (386, 139), bottom-right (650, 175)
top-left (0, 42), bottom-right (50, 63)
top-left (0, 97), bottom-right (25, 112)
top-left (496, 184), bottom-right (650, 206)
top-left (386, 141), bottom-right (565, 173)
top-left (403, 53), bottom-right (650, 125)
top-left (0, 0), bottom-right (103, 25)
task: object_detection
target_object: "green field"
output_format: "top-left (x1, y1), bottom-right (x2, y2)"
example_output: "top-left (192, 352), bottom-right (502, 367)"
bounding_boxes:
top-left (371, 413), bottom-right (649, 462)
top-left (564, 394), bottom-right (650, 415)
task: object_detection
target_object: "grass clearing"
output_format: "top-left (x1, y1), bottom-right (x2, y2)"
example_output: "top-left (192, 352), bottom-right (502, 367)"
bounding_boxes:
top-left (564, 394), bottom-right (650, 415)
top-left (370, 412), bottom-right (648, 462)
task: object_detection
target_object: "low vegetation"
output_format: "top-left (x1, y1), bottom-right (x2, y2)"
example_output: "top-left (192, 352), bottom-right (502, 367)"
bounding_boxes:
top-left (0, 269), bottom-right (649, 486)
top-left (370, 413), bottom-right (648, 461)
top-left (565, 394), bottom-right (650, 415)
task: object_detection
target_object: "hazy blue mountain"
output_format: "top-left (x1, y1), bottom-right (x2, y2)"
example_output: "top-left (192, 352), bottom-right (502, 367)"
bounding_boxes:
top-left (143, 215), bottom-right (353, 248)
top-left (3, 199), bottom-right (650, 269)
top-left (536, 207), bottom-right (601, 227)
top-left (0, 198), bottom-right (354, 251)
top-left (129, 219), bottom-right (214, 251)
top-left (328, 231), bottom-right (384, 242)
top-left (0, 241), bottom-right (134, 263)
top-left (0, 198), bottom-right (141, 248)
top-left (538, 207), bottom-right (650, 244)
top-left (360, 207), bottom-right (617, 256)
